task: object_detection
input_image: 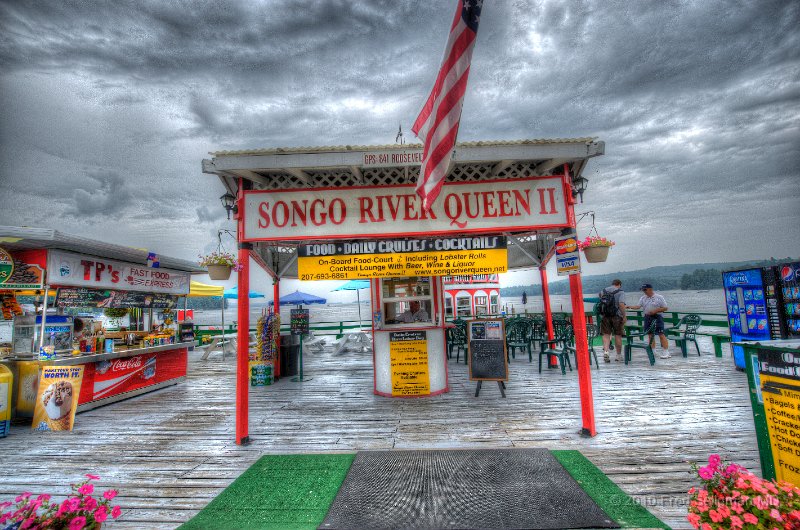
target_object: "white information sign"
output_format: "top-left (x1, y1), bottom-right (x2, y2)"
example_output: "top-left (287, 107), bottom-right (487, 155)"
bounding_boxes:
top-left (243, 176), bottom-right (568, 241)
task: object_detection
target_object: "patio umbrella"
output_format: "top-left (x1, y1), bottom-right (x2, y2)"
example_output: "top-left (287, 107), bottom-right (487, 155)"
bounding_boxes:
top-left (268, 290), bottom-right (327, 306)
top-left (223, 287), bottom-right (266, 299)
top-left (333, 280), bottom-right (370, 327)
top-left (220, 287), bottom-right (265, 334)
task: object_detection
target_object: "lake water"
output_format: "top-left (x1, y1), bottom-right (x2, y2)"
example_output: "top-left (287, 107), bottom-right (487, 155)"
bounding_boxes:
top-left (190, 288), bottom-right (727, 327)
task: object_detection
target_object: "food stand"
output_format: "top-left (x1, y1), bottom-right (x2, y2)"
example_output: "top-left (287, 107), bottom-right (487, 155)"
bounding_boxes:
top-left (0, 226), bottom-right (203, 420)
top-left (201, 138), bottom-right (605, 444)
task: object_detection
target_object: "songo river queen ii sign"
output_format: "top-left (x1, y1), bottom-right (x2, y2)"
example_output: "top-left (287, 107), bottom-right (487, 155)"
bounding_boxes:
top-left (242, 176), bottom-right (568, 241)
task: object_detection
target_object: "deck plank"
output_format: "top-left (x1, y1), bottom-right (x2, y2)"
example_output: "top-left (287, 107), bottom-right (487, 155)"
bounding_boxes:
top-left (0, 343), bottom-right (756, 530)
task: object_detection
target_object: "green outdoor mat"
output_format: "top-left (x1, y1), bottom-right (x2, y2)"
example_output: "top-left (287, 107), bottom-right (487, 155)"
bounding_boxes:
top-left (178, 454), bottom-right (355, 530)
top-left (552, 450), bottom-right (671, 530)
top-left (180, 450), bottom-right (669, 530)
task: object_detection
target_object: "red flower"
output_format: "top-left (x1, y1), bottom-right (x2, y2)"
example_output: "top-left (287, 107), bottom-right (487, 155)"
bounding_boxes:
top-left (102, 490), bottom-right (118, 501)
top-left (111, 505), bottom-right (122, 519)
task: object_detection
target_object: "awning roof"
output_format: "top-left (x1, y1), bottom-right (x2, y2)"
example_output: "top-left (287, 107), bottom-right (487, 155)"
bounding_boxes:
top-left (0, 226), bottom-right (205, 273)
top-left (189, 280), bottom-right (224, 297)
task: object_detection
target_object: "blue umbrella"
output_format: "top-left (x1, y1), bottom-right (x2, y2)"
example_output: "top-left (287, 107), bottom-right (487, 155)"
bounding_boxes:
top-left (269, 290), bottom-right (327, 306)
top-left (223, 287), bottom-right (266, 299)
top-left (333, 280), bottom-right (371, 326)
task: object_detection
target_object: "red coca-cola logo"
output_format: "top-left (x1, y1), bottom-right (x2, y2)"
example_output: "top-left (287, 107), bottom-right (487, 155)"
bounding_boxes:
top-left (112, 356), bottom-right (143, 372)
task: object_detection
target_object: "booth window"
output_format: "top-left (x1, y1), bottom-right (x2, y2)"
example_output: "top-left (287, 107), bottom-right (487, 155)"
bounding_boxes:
top-left (382, 277), bottom-right (434, 326)
top-left (490, 294), bottom-right (499, 314)
top-left (456, 297), bottom-right (471, 317)
top-left (444, 296), bottom-right (453, 318)
top-left (475, 295), bottom-right (488, 315)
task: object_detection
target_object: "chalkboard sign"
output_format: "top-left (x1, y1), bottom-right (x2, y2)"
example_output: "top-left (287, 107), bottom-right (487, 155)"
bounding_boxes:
top-left (290, 308), bottom-right (310, 335)
top-left (468, 319), bottom-right (508, 381)
top-left (56, 288), bottom-right (178, 309)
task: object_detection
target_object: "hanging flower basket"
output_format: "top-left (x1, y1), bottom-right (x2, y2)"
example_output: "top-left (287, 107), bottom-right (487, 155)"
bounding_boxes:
top-left (578, 236), bottom-right (615, 263)
top-left (207, 264), bottom-right (232, 280)
top-left (199, 252), bottom-right (242, 281)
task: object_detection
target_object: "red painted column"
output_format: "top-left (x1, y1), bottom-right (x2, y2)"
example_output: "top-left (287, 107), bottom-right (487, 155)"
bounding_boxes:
top-left (540, 267), bottom-right (555, 341)
top-left (540, 266), bottom-right (557, 367)
top-left (235, 179), bottom-right (251, 445)
top-left (563, 163), bottom-right (596, 437)
top-left (273, 278), bottom-right (280, 378)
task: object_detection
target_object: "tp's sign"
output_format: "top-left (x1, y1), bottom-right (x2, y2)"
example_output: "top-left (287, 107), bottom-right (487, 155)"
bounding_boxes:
top-left (243, 176), bottom-right (568, 241)
top-left (47, 250), bottom-right (191, 295)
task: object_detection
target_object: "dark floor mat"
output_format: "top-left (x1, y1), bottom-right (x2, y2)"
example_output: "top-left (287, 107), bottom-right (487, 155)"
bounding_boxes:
top-left (318, 449), bottom-right (620, 530)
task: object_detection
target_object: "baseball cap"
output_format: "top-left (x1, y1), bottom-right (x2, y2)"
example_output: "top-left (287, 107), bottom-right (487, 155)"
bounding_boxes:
top-left (640, 284), bottom-right (653, 291)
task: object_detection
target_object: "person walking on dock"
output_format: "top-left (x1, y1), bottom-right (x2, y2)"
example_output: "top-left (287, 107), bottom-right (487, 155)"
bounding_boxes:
top-left (599, 279), bottom-right (626, 362)
top-left (628, 284), bottom-right (671, 359)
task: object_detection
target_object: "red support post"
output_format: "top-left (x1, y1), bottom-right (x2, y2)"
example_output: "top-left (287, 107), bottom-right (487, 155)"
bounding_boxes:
top-left (273, 279), bottom-right (280, 378)
top-left (235, 180), bottom-right (251, 445)
top-left (540, 266), bottom-right (557, 368)
top-left (563, 163), bottom-right (596, 437)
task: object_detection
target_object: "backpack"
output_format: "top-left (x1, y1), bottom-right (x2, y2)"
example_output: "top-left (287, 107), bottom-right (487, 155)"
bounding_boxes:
top-left (598, 288), bottom-right (618, 318)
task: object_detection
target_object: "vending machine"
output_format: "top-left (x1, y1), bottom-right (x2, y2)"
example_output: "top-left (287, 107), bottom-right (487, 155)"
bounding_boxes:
top-left (722, 261), bottom-right (800, 369)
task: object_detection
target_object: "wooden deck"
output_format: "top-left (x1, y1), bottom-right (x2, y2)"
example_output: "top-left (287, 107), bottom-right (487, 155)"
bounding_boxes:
top-left (1, 339), bottom-right (758, 530)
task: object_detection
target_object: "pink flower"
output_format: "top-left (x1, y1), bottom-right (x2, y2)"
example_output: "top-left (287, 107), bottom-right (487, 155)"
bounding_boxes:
top-left (701, 524), bottom-right (712, 530)
top-left (77, 483), bottom-right (94, 495)
top-left (84, 496), bottom-right (97, 511)
top-left (111, 505), bottom-right (122, 519)
top-left (69, 516), bottom-right (87, 530)
top-left (709, 509), bottom-right (723, 523)
top-left (708, 454), bottom-right (721, 469)
top-left (687, 513), bottom-right (701, 528)
top-left (724, 464), bottom-right (740, 476)
top-left (744, 513), bottom-right (759, 524)
top-left (0, 501), bottom-right (12, 509)
top-left (68, 497), bottom-right (81, 511)
top-left (94, 506), bottom-right (108, 523)
top-left (14, 492), bottom-right (32, 503)
top-left (35, 494), bottom-right (51, 503)
top-left (698, 466), bottom-right (714, 480)
top-left (770, 509), bottom-right (783, 521)
top-left (20, 517), bottom-right (36, 529)
top-left (754, 496), bottom-right (770, 510)
top-left (103, 489), bottom-right (118, 501)
top-left (729, 515), bottom-right (743, 529)
top-left (85, 474), bottom-right (100, 481)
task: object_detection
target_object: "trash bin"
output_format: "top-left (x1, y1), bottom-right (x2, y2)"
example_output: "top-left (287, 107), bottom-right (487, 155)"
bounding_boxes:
top-left (279, 334), bottom-right (300, 378)
top-left (0, 364), bottom-right (12, 438)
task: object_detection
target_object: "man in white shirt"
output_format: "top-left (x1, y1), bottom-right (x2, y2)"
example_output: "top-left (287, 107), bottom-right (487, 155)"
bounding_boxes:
top-left (399, 301), bottom-right (429, 323)
top-left (628, 284), bottom-right (671, 358)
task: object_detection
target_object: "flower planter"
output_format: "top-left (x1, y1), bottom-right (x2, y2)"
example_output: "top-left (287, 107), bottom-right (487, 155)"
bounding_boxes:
top-left (582, 246), bottom-right (610, 263)
top-left (207, 264), bottom-right (233, 280)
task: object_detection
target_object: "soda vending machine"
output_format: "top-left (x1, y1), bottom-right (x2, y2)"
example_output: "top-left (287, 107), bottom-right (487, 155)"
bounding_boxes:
top-left (722, 261), bottom-right (800, 369)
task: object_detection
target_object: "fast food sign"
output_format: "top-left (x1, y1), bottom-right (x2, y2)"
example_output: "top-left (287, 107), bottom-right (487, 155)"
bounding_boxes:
top-left (47, 249), bottom-right (190, 295)
top-left (243, 176), bottom-right (568, 241)
top-left (555, 233), bottom-right (581, 276)
top-left (0, 247), bottom-right (13, 285)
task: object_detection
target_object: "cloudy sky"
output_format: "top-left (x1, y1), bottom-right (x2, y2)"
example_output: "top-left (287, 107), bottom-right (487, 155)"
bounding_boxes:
top-left (0, 0), bottom-right (798, 293)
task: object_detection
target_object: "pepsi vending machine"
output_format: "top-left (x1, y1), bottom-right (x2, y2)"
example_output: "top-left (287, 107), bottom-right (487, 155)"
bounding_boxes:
top-left (722, 261), bottom-right (800, 369)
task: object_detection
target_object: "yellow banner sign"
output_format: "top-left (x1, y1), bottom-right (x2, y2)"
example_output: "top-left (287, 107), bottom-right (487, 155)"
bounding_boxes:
top-left (32, 365), bottom-right (84, 431)
top-left (761, 373), bottom-right (800, 484)
top-left (390, 331), bottom-right (430, 396)
top-left (298, 236), bottom-right (507, 280)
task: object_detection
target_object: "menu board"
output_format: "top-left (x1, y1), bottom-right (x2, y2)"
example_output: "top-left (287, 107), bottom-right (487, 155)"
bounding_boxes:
top-left (56, 288), bottom-right (178, 309)
top-left (389, 331), bottom-right (430, 396)
top-left (757, 346), bottom-right (800, 485)
top-left (290, 308), bottom-right (310, 335)
top-left (468, 319), bottom-right (508, 381)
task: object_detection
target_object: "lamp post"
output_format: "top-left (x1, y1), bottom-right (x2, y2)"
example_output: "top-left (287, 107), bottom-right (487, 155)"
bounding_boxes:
top-left (220, 192), bottom-right (237, 220)
top-left (572, 175), bottom-right (589, 203)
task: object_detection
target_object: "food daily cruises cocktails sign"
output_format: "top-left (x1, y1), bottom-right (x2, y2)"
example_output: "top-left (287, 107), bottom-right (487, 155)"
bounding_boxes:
top-left (242, 176), bottom-right (568, 241)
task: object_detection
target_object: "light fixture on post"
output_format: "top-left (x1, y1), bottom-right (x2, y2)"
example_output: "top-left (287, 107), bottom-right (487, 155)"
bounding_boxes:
top-left (220, 192), bottom-right (237, 220)
top-left (571, 175), bottom-right (589, 203)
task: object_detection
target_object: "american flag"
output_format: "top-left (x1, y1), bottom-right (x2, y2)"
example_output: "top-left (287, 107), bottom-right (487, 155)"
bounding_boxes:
top-left (412, 0), bottom-right (483, 211)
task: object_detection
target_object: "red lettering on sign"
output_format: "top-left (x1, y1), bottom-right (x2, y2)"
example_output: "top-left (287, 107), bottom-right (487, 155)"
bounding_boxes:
top-left (482, 191), bottom-right (498, 218)
top-left (538, 188), bottom-right (558, 215)
top-left (310, 199), bottom-right (327, 225)
top-left (512, 189), bottom-right (531, 215)
top-left (81, 260), bottom-right (93, 280)
top-left (258, 202), bottom-right (271, 228)
top-left (329, 198), bottom-right (346, 225)
top-left (401, 195), bottom-right (418, 221)
top-left (291, 200), bottom-right (308, 227)
top-left (273, 201), bottom-right (289, 227)
top-left (359, 197), bottom-right (378, 223)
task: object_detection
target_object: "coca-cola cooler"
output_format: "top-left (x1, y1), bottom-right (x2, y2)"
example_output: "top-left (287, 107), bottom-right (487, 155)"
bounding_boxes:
top-left (722, 261), bottom-right (800, 369)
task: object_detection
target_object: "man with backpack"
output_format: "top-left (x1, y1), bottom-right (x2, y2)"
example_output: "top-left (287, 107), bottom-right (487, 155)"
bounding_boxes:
top-left (599, 279), bottom-right (626, 362)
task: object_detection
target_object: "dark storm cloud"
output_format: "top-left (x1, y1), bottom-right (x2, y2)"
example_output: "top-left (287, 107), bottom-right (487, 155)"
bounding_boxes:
top-left (0, 0), bottom-right (798, 268)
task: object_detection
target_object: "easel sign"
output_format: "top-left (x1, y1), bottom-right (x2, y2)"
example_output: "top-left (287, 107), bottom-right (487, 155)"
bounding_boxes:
top-left (290, 308), bottom-right (310, 335)
top-left (467, 319), bottom-right (508, 397)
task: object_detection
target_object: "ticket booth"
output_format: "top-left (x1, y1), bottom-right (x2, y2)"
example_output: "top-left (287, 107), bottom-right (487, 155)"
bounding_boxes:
top-left (372, 275), bottom-right (447, 397)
